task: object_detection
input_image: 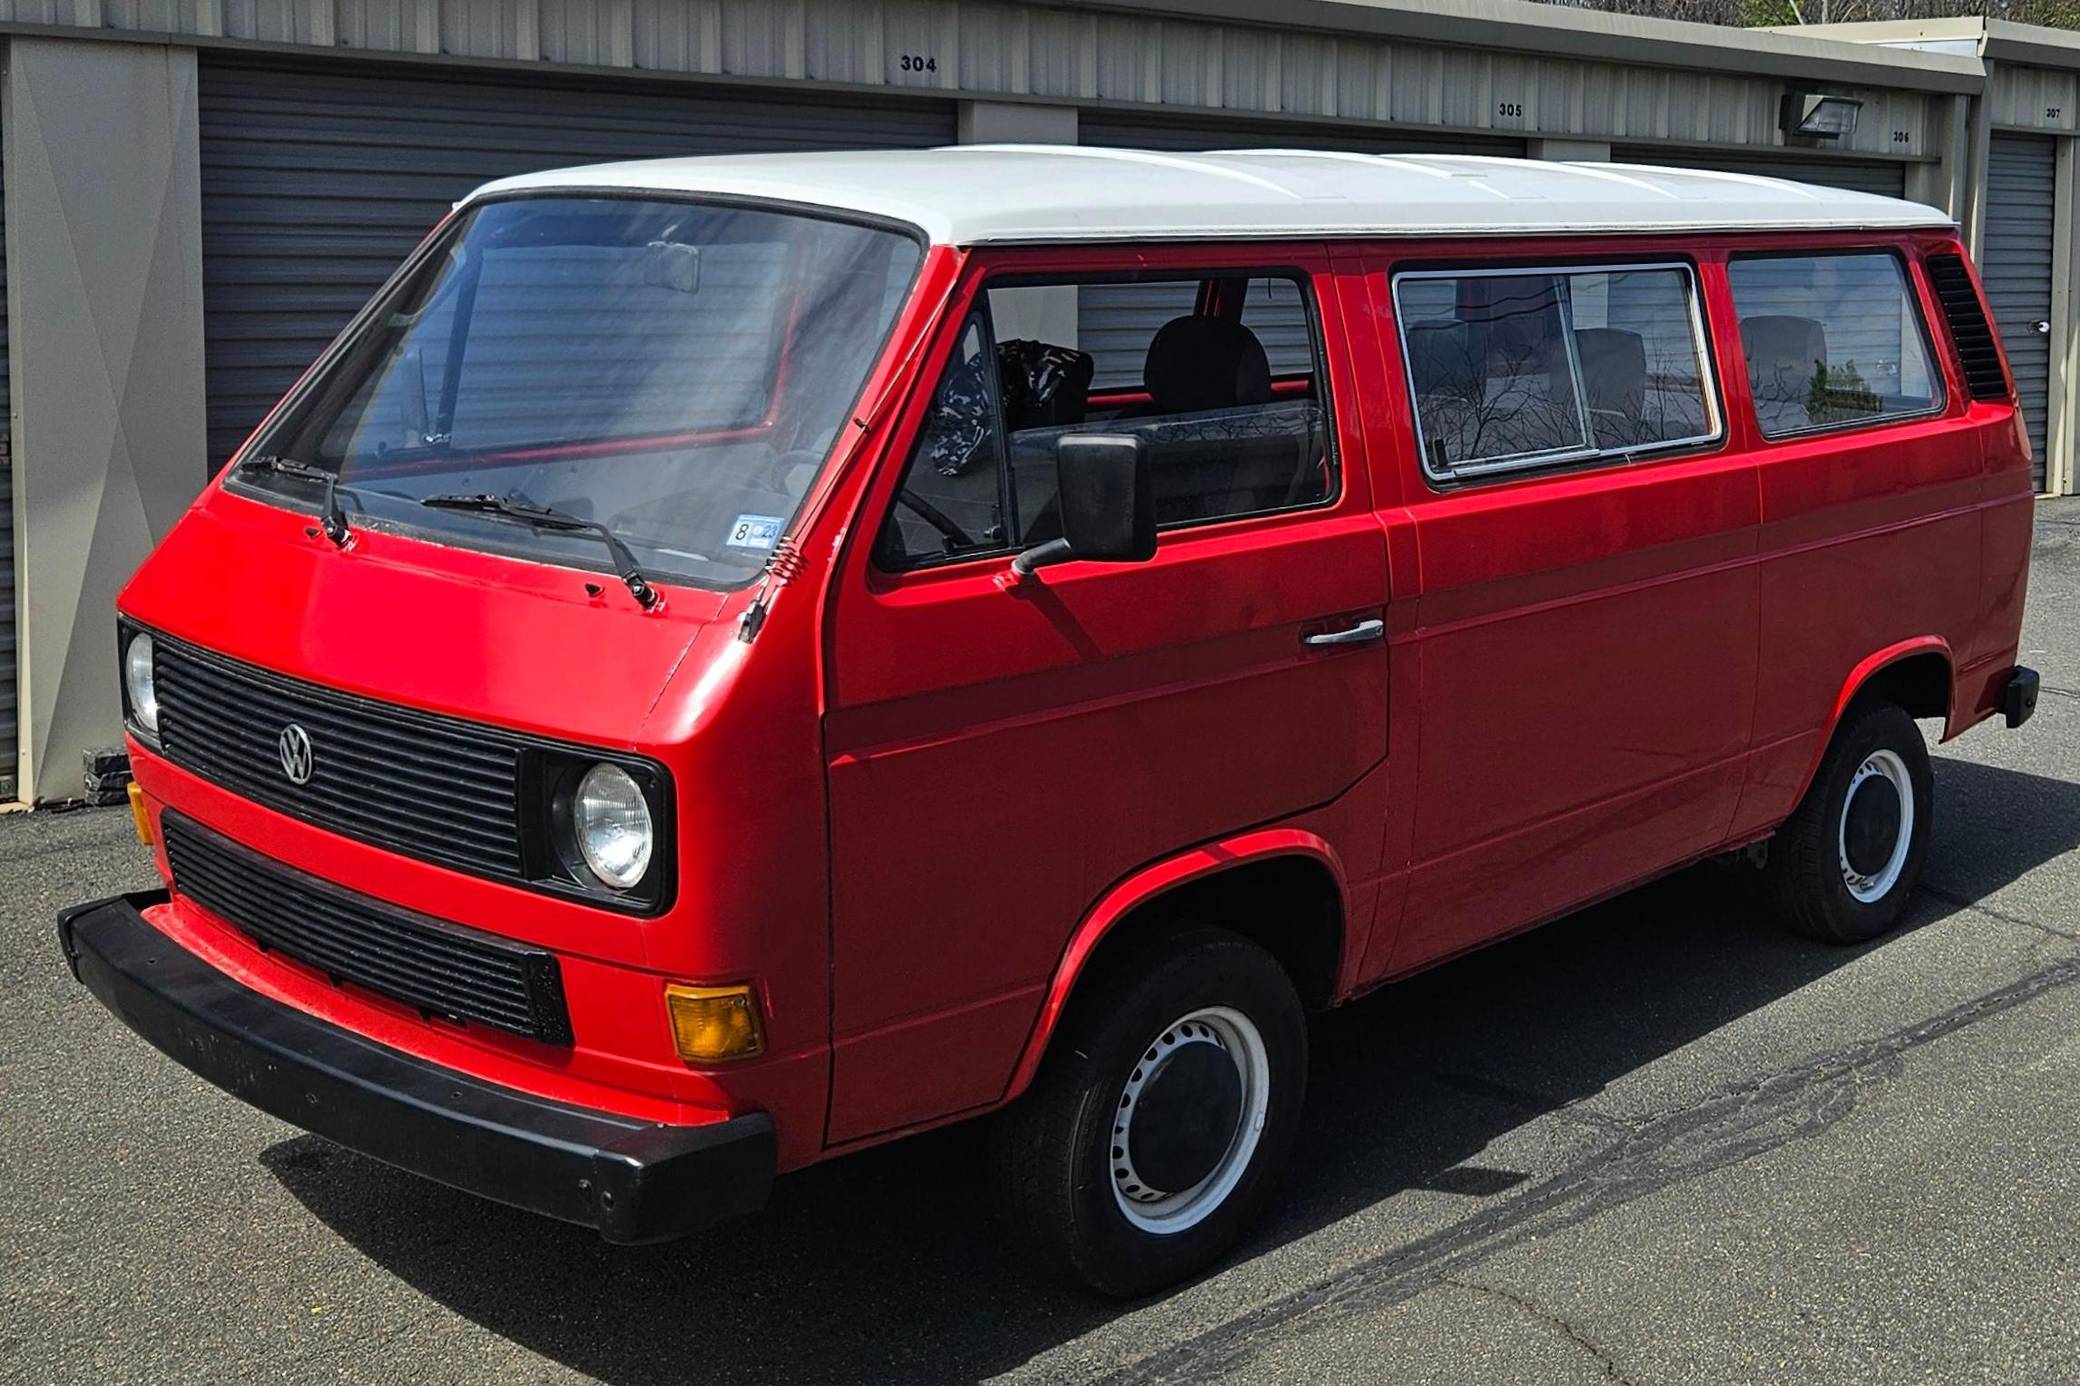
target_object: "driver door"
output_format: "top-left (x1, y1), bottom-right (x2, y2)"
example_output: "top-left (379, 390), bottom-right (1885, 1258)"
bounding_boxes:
top-left (820, 247), bottom-right (1390, 1144)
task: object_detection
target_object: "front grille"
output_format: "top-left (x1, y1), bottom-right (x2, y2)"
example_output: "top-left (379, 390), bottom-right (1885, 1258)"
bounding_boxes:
top-left (165, 814), bottom-right (573, 1045)
top-left (153, 637), bottom-right (525, 881)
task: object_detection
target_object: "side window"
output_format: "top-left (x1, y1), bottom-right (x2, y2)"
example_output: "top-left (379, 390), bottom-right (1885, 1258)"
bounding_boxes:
top-left (876, 310), bottom-right (1009, 569)
top-left (1726, 251), bottom-right (1943, 438)
top-left (877, 272), bottom-right (1335, 570)
top-left (1079, 278), bottom-right (1316, 388)
top-left (1395, 263), bottom-right (1718, 479)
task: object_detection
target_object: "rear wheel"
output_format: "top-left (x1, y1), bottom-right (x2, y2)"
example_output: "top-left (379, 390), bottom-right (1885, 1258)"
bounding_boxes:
top-left (990, 927), bottom-right (1307, 1297)
top-left (1762, 701), bottom-right (1933, 944)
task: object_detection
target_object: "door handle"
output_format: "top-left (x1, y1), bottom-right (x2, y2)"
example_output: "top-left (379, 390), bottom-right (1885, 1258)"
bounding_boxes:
top-left (1302, 618), bottom-right (1385, 648)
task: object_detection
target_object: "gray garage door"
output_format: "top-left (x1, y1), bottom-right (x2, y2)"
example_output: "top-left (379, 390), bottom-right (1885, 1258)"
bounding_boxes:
top-left (1079, 113), bottom-right (1526, 388)
top-left (1614, 146), bottom-right (1909, 200)
top-left (1983, 133), bottom-right (2056, 492)
top-left (2, 129), bottom-right (15, 803)
top-left (1081, 109), bottom-right (1525, 160)
top-left (198, 59), bottom-right (956, 468)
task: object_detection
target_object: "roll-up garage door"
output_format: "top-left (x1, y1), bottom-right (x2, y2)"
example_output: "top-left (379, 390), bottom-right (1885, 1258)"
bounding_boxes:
top-left (198, 58), bottom-right (956, 467)
top-left (1078, 113), bottom-right (1525, 388)
top-left (1982, 133), bottom-right (2056, 491)
top-left (1614, 146), bottom-right (1908, 200)
top-left (2, 127), bottom-right (16, 803)
top-left (1082, 109), bottom-right (1524, 160)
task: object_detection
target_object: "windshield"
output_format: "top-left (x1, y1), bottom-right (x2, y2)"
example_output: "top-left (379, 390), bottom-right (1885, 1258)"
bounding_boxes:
top-left (238, 196), bottom-right (923, 589)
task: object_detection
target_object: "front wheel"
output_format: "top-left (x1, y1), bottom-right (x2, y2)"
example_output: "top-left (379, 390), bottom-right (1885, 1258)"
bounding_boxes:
top-left (990, 928), bottom-right (1307, 1297)
top-left (1762, 701), bottom-right (1934, 944)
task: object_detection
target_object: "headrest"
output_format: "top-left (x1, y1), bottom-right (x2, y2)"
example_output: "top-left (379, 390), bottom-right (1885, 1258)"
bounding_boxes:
top-left (1574, 328), bottom-right (1647, 412)
top-left (1143, 316), bottom-right (1273, 414)
top-left (1742, 315), bottom-right (1828, 379)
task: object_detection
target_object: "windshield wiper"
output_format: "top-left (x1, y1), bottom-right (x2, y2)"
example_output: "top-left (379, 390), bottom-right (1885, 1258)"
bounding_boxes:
top-left (240, 454), bottom-right (351, 548)
top-left (419, 492), bottom-right (660, 610)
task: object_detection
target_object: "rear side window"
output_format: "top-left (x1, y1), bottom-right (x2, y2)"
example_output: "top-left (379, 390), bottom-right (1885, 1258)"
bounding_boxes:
top-left (1727, 251), bottom-right (1943, 438)
top-left (1394, 263), bottom-right (1718, 479)
top-left (877, 272), bottom-right (1335, 571)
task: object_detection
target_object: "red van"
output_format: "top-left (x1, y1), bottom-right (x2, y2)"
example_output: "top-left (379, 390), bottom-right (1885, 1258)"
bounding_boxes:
top-left (60, 148), bottom-right (2038, 1295)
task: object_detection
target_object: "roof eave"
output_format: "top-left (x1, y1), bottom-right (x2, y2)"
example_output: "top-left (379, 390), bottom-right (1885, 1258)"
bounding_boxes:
top-left (1981, 18), bottom-right (2080, 71)
top-left (1075, 0), bottom-right (1985, 94)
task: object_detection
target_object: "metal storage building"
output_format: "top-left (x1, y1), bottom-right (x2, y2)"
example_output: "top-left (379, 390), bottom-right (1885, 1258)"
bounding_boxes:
top-left (0, 0), bottom-right (2073, 804)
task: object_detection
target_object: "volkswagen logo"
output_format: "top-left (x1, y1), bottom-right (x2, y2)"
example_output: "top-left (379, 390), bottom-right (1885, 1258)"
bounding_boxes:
top-left (278, 724), bottom-right (315, 785)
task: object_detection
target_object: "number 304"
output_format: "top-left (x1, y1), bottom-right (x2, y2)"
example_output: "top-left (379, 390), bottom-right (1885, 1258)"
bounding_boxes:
top-left (900, 54), bottom-right (938, 73)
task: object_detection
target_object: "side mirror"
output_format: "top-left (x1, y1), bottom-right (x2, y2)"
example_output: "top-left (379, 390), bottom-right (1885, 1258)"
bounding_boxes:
top-left (1011, 433), bottom-right (1155, 577)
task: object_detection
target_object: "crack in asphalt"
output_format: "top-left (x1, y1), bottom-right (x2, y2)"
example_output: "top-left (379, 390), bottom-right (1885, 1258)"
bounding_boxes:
top-left (1922, 880), bottom-right (2080, 941)
top-left (1100, 951), bottom-right (2080, 1385)
top-left (1441, 1275), bottom-right (1640, 1385)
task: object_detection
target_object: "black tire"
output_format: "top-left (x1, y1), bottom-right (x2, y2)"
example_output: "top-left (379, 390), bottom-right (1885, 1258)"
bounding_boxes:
top-left (990, 927), bottom-right (1308, 1297)
top-left (1762, 701), bottom-right (1933, 944)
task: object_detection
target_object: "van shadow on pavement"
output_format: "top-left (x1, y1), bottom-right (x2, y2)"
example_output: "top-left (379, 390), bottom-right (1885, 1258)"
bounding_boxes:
top-left (262, 755), bottom-right (2080, 1385)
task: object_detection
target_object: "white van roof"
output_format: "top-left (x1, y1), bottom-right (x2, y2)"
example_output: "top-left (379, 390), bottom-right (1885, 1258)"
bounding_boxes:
top-left (471, 145), bottom-right (1953, 245)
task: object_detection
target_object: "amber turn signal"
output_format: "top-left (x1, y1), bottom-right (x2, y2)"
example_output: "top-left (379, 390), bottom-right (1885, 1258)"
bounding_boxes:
top-left (127, 781), bottom-right (154, 846)
top-left (665, 983), bottom-right (764, 1063)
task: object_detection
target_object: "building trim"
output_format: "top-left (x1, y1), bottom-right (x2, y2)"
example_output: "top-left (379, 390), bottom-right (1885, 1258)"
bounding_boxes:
top-left (1136, 0), bottom-right (1982, 92)
top-left (4, 36), bottom-right (207, 804)
top-left (2056, 133), bottom-right (2080, 497)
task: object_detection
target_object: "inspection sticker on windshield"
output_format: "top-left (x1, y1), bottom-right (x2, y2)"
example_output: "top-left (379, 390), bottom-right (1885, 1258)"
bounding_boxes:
top-left (726, 514), bottom-right (785, 550)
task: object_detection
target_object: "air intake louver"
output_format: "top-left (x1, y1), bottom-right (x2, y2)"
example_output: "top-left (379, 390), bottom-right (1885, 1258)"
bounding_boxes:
top-left (1925, 254), bottom-right (2011, 403)
top-left (165, 813), bottom-right (574, 1045)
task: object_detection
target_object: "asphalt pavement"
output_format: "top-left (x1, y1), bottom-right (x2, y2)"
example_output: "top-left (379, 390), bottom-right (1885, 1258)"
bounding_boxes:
top-left (5, 500), bottom-right (2079, 1384)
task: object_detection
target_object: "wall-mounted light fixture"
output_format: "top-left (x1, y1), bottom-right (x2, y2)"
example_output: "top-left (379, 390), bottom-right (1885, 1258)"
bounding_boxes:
top-left (1781, 93), bottom-right (1863, 142)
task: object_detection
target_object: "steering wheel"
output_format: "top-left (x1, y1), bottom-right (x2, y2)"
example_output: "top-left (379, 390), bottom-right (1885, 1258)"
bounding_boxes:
top-left (897, 490), bottom-right (976, 549)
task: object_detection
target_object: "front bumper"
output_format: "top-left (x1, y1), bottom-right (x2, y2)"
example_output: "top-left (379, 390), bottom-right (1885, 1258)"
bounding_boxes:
top-left (57, 891), bottom-right (774, 1244)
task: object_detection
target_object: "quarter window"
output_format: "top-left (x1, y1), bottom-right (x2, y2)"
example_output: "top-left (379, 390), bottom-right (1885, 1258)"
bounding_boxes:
top-left (877, 272), bottom-right (1335, 570)
top-left (880, 310), bottom-right (1011, 566)
top-left (1394, 264), bottom-right (1718, 478)
top-left (1727, 252), bottom-right (1943, 438)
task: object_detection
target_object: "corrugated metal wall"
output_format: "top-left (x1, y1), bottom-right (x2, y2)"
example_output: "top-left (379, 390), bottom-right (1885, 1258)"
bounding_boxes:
top-left (1982, 132), bottom-right (2056, 491)
top-left (1615, 145), bottom-right (1909, 199)
top-left (197, 57), bottom-right (956, 466)
top-left (1, 123), bottom-right (15, 803)
top-left (0, 0), bottom-right (1951, 161)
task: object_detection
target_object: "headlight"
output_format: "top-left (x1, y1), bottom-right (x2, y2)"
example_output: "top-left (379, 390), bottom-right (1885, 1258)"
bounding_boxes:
top-left (573, 762), bottom-right (653, 890)
top-left (124, 632), bottom-right (160, 737)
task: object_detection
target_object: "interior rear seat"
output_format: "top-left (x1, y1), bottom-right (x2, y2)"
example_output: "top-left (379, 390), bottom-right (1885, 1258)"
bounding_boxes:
top-left (1741, 314), bottom-right (1829, 434)
top-left (1574, 327), bottom-right (1648, 449)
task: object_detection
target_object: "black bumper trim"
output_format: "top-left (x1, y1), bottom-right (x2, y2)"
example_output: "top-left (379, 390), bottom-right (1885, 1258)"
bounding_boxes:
top-left (2002, 666), bottom-right (2040, 730)
top-left (58, 892), bottom-right (774, 1244)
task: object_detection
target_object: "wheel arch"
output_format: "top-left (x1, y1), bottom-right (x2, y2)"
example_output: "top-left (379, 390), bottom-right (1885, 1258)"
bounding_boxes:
top-left (1000, 829), bottom-right (1351, 1106)
top-left (1831, 638), bottom-right (1956, 736)
top-left (1787, 637), bottom-right (1954, 817)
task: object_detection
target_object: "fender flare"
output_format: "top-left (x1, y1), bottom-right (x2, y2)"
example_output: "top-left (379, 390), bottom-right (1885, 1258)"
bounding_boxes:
top-left (998, 828), bottom-right (1350, 1106)
top-left (1829, 636), bottom-right (1956, 733)
top-left (1791, 635), bottom-right (1955, 807)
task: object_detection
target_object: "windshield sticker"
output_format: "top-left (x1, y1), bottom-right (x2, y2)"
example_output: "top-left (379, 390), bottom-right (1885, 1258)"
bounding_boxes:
top-left (726, 514), bottom-right (785, 550)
